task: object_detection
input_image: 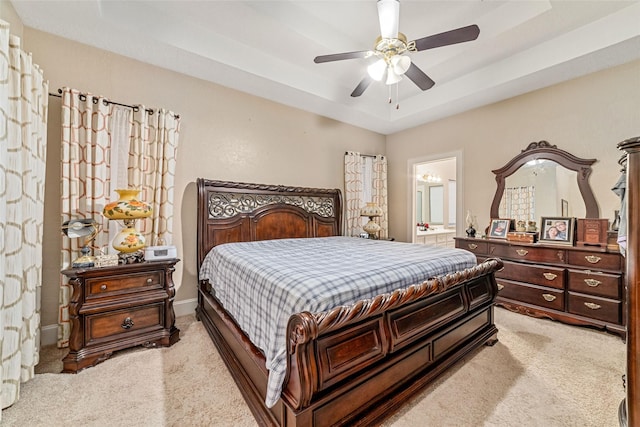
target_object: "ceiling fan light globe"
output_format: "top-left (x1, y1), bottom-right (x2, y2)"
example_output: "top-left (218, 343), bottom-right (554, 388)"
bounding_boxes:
top-left (367, 59), bottom-right (387, 81)
top-left (377, 0), bottom-right (399, 39)
top-left (390, 55), bottom-right (411, 75)
top-left (385, 68), bottom-right (402, 85)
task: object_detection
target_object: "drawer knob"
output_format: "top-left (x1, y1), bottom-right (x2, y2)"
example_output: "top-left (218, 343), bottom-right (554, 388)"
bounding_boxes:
top-left (497, 284), bottom-right (504, 291)
top-left (100, 284), bottom-right (107, 291)
top-left (542, 293), bottom-right (556, 302)
top-left (121, 317), bottom-right (135, 330)
top-left (585, 255), bottom-right (601, 264)
top-left (468, 243), bottom-right (478, 250)
top-left (146, 278), bottom-right (153, 284)
top-left (516, 249), bottom-right (528, 256)
top-left (584, 278), bottom-right (601, 287)
top-left (584, 302), bottom-right (602, 310)
top-left (543, 273), bottom-right (557, 281)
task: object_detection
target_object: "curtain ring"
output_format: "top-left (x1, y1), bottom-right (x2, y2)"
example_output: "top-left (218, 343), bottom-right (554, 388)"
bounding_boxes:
top-left (79, 93), bottom-right (86, 101)
top-left (92, 97), bottom-right (98, 105)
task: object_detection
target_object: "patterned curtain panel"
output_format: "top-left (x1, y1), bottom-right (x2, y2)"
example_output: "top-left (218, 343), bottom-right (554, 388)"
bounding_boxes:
top-left (344, 152), bottom-right (388, 238)
top-left (0, 22), bottom-right (48, 414)
top-left (499, 186), bottom-right (536, 222)
top-left (129, 107), bottom-right (180, 246)
top-left (344, 152), bottom-right (364, 237)
top-left (372, 155), bottom-right (389, 239)
top-left (58, 88), bottom-right (113, 347)
top-left (58, 91), bottom-right (181, 347)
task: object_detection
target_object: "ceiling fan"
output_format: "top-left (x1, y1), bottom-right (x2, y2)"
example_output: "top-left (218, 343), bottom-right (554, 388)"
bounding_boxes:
top-left (313, 0), bottom-right (480, 97)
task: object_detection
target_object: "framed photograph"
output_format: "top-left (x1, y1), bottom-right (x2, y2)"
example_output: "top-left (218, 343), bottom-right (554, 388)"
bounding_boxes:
top-left (540, 217), bottom-right (575, 245)
top-left (561, 199), bottom-right (569, 217)
top-left (488, 218), bottom-right (510, 239)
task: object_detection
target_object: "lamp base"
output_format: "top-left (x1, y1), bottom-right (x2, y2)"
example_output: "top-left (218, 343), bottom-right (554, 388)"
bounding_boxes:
top-left (118, 250), bottom-right (145, 264)
top-left (72, 246), bottom-right (95, 268)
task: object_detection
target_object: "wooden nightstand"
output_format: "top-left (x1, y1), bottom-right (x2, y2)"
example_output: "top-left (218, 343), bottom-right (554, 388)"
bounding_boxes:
top-left (61, 259), bottom-right (180, 373)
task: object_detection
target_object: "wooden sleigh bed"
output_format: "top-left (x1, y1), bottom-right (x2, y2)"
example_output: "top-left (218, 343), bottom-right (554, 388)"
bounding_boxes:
top-left (195, 178), bottom-right (503, 427)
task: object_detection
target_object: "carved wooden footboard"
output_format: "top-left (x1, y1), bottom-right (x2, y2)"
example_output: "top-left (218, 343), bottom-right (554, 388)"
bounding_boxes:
top-left (195, 178), bottom-right (502, 426)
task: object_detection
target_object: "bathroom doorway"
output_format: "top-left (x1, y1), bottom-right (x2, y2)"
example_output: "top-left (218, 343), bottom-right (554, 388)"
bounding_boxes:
top-left (409, 152), bottom-right (461, 243)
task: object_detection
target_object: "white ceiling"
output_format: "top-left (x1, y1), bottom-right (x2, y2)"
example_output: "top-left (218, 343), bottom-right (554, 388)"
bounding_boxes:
top-left (10, 1), bottom-right (640, 135)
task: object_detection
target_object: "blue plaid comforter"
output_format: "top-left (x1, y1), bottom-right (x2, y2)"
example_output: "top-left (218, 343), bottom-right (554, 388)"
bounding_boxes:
top-left (199, 236), bottom-right (476, 408)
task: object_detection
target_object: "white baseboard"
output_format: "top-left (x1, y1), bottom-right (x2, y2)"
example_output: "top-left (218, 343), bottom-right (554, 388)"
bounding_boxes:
top-left (39, 298), bottom-right (199, 348)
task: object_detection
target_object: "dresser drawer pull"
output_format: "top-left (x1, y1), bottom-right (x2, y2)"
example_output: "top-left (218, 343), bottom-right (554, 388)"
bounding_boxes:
top-left (146, 278), bottom-right (153, 284)
top-left (543, 273), bottom-right (557, 281)
top-left (121, 317), bottom-right (135, 330)
top-left (497, 284), bottom-right (504, 291)
top-left (584, 302), bottom-right (602, 310)
top-left (468, 243), bottom-right (478, 250)
top-left (584, 278), bottom-right (602, 287)
top-left (516, 249), bottom-right (528, 256)
top-left (585, 255), bottom-right (601, 264)
top-left (100, 284), bottom-right (107, 291)
top-left (542, 294), bottom-right (556, 302)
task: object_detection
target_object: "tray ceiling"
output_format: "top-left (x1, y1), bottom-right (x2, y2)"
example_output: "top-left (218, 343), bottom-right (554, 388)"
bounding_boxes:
top-left (10, 1), bottom-right (640, 134)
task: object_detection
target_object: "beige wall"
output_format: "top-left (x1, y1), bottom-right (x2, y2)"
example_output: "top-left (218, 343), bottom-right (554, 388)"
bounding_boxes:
top-left (21, 28), bottom-right (385, 327)
top-left (386, 59), bottom-right (640, 242)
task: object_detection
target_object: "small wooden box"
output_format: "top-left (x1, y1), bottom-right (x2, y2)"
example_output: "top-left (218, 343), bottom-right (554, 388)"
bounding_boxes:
top-left (507, 232), bottom-right (538, 243)
top-left (576, 218), bottom-right (609, 247)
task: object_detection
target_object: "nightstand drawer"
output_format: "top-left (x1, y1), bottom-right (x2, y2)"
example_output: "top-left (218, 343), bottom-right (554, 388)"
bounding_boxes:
top-left (85, 303), bottom-right (164, 343)
top-left (86, 271), bottom-right (164, 299)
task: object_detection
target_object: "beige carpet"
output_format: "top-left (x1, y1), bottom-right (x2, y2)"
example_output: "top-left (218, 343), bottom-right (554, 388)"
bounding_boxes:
top-left (2, 308), bottom-right (625, 426)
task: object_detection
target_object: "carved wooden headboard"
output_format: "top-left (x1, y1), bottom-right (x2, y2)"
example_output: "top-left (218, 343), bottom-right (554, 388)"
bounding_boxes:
top-left (196, 178), bottom-right (343, 272)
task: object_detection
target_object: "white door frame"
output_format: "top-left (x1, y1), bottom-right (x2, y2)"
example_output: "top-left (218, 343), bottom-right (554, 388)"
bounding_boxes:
top-left (407, 150), bottom-right (463, 242)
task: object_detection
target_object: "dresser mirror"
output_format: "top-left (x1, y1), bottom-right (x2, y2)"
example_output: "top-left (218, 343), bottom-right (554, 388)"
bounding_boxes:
top-left (490, 141), bottom-right (599, 221)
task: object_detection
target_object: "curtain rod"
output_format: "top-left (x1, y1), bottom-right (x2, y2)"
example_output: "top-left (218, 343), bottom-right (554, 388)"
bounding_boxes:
top-left (48, 88), bottom-right (180, 119)
top-left (344, 152), bottom-right (384, 159)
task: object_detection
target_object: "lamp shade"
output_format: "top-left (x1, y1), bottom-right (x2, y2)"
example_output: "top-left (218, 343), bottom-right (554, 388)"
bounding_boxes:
top-left (103, 189), bottom-right (152, 220)
top-left (360, 202), bottom-right (383, 218)
top-left (103, 189), bottom-right (152, 254)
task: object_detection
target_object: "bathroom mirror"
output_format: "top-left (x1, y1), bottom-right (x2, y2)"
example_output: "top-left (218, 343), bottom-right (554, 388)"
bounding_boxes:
top-left (490, 141), bottom-right (599, 220)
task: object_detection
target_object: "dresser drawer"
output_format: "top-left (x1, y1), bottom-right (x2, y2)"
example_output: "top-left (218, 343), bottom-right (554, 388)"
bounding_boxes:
top-left (567, 250), bottom-right (622, 271)
top-left (567, 269), bottom-right (621, 299)
top-left (567, 292), bottom-right (621, 324)
top-left (489, 243), bottom-right (565, 265)
top-left (497, 261), bottom-right (565, 290)
top-left (86, 270), bottom-right (164, 300)
top-left (496, 280), bottom-right (564, 311)
top-left (85, 303), bottom-right (164, 344)
top-left (457, 240), bottom-right (488, 255)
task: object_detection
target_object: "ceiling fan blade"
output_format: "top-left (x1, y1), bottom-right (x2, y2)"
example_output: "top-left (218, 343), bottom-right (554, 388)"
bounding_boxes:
top-left (404, 63), bottom-right (435, 91)
top-left (314, 51), bottom-right (369, 63)
top-left (412, 24), bottom-right (480, 52)
top-left (350, 76), bottom-right (373, 97)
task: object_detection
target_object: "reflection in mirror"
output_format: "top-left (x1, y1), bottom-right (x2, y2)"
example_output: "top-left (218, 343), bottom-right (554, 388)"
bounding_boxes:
top-left (429, 185), bottom-right (444, 224)
top-left (490, 141), bottom-right (599, 221)
top-left (500, 160), bottom-right (584, 220)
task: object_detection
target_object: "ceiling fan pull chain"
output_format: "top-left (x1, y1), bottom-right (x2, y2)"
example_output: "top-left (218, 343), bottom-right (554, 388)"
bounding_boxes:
top-left (396, 83), bottom-right (400, 109)
top-left (388, 85), bottom-right (392, 104)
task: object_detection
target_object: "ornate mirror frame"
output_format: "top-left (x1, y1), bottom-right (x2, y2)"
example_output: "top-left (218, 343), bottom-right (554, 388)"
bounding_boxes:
top-left (489, 141), bottom-right (599, 219)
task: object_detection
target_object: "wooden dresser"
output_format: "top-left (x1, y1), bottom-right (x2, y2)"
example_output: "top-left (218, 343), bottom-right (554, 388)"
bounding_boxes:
top-left (455, 237), bottom-right (625, 336)
top-left (61, 259), bottom-right (180, 373)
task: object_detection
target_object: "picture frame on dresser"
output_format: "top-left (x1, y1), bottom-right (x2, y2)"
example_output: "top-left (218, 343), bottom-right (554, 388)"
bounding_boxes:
top-left (488, 218), bottom-right (510, 239)
top-left (540, 216), bottom-right (575, 245)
